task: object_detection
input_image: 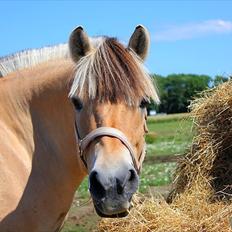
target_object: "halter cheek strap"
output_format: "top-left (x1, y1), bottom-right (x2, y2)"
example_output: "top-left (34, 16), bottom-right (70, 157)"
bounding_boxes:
top-left (74, 122), bottom-right (142, 174)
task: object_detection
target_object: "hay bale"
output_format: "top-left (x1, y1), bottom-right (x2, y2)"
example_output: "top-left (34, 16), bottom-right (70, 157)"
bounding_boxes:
top-left (98, 80), bottom-right (232, 232)
top-left (171, 80), bottom-right (232, 201)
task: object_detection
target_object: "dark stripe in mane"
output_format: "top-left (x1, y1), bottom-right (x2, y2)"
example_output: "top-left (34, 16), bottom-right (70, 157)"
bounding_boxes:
top-left (98, 38), bottom-right (144, 102)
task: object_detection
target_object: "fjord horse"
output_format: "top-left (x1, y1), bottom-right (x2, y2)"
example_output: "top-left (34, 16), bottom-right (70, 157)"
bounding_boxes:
top-left (0, 25), bottom-right (159, 231)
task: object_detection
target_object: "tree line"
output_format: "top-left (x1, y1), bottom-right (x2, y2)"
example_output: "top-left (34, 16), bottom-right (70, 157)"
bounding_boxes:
top-left (149, 74), bottom-right (229, 114)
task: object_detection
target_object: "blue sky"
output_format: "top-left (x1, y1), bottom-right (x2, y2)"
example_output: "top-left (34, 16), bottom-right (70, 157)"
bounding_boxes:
top-left (0, 0), bottom-right (232, 77)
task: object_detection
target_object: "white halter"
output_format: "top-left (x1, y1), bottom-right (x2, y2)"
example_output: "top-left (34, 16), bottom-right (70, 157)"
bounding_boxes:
top-left (74, 123), bottom-right (142, 173)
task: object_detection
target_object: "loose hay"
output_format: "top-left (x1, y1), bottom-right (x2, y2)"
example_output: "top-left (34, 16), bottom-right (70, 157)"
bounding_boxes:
top-left (98, 80), bottom-right (232, 232)
top-left (99, 191), bottom-right (232, 232)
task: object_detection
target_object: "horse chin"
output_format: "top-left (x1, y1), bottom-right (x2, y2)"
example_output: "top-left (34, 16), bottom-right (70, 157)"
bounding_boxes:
top-left (94, 205), bottom-right (129, 218)
top-left (91, 192), bottom-right (134, 218)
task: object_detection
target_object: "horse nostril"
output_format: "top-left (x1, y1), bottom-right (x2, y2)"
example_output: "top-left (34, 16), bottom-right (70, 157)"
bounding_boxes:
top-left (128, 169), bottom-right (137, 182)
top-left (116, 169), bottom-right (138, 195)
top-left (89, 171), bottom-right (106, 200)
top-left (116, 178), bottom-right (124, 195)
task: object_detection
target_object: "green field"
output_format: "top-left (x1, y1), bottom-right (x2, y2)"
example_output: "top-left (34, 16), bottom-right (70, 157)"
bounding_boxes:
top-left (140, 113), bottom-right (193, 192)
top-left (62, 113), bottom-right (194, 232)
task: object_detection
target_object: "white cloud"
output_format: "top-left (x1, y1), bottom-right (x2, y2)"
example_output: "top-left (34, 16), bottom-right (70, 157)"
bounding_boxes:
top-left (153, 20), bottom-right (232, 42)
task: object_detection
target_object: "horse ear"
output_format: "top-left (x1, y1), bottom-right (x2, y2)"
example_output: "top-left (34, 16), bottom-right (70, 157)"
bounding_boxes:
top-left (128, 25), bottom-right (150, 61)
top-left (69, 26), bottom-right (92, 62)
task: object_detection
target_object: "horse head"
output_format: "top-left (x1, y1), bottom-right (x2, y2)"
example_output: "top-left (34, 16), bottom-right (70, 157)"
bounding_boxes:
top-left (68, 25), bottom-right (159, 217)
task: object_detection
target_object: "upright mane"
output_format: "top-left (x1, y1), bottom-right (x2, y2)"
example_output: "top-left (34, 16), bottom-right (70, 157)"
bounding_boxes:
top-left (0, 38), bottom-right (102, 77)
top-left (0, 37), bottom-right (159, 106)
top-left (69, 37), bottom-right (159, 105)
top-left (0, 44), bottom-right (69, 77)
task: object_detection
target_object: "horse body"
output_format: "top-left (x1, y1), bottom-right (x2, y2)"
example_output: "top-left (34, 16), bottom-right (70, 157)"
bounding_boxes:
top-left (0, 60), bottom-right (86, 231)
top-left (0, 25), bottom-right (159, 231)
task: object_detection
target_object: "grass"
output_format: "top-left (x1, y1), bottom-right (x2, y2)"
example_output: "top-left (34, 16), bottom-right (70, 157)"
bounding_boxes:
top-left (62, 113), bottom-right (194, 232)
top-left (139, 162), bottom-right (176, 192)
top-left (146, 113), bottom-right (193, 157)
top-left (140, 113), bottom-right (194, 192)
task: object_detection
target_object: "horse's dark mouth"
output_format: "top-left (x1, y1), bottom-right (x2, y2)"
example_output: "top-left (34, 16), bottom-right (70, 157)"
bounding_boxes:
top-left (94, 205), bottom-right (129, 218)
top-left (92, 195), bottom-right (134, 218)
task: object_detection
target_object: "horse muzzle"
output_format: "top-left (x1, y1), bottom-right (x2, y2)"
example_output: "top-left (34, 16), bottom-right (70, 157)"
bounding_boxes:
top-left (89, 166), bottom-right (139, 217)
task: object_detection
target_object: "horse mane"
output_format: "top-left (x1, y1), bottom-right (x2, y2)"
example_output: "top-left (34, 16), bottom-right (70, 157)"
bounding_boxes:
top-left (0, 37), bottom-right (103, 77)
top-left (0, 37), bottom-right (159, 105)
top-left (69, 37), bottom-right (159, 105)
top-left (0, 44), bottom-right (69, 77)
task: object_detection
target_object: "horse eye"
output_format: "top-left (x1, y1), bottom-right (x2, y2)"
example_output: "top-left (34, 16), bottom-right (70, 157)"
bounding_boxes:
top-left (140, 99), bottom-right (150, 108)
top-left (71, 97), bottom-right (83, 111)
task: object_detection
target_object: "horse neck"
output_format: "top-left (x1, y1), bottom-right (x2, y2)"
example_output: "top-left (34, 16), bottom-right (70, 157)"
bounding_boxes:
top-left (27, 60), bottom-right (86, 183)
top-left (0, 60), bottom-right (86, 227)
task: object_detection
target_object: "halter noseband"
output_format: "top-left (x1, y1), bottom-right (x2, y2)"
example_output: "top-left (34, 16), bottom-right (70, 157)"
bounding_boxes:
top-left (74, 122), bottom-right (141, 174)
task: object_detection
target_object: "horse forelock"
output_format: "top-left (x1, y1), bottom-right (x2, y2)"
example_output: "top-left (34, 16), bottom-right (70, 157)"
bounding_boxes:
top-left (69, 37), bottom-right (159, 105)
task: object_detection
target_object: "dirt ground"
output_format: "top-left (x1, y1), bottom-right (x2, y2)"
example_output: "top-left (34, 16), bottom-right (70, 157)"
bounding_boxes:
top-left (62, 192), bottom-right (100, 232)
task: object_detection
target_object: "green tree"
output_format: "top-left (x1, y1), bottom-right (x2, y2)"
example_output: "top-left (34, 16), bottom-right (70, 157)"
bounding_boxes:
top-left (152, 74), bottom-right (211, 114)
